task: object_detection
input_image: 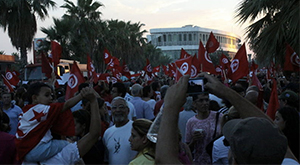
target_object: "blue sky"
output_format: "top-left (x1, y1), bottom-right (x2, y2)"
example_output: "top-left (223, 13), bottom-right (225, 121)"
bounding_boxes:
top-left (0, 0), bottom-right (250, 62)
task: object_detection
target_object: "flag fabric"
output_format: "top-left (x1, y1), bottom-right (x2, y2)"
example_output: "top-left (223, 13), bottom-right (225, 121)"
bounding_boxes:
top-left (284, 44), bottom-right (300, 72)
top-left (104, 49), bottom-right (113, 64)
top-left (175, 56), bottom-right (193, 81)
top-left (220, 53), bottom-right (231, 70)
top-left (143, 59), bottom-right (152, 76)
top-left (1, 74), bottom-right (14, 92)
top-left (98, 73), bottom-right (110, 83)
top-left (198, 41), bottom-right (216, 74)
top-left (51, 41), bottom-right (62, 67)
top-left (87, 54), bottom-right (98, 84)
top-left (112, 68), bottom-right (123, 81)
top-left (215, 65), bottom-right (223, 76)
top-left (41, 53), bottom-right (61, 80)
top-left (65, 61), bottom-right (85, 100)
top-left (251, 72), bottom-right (264, 111)
top-left (266, 79), bottom-right (279, 120)
top-left (228, 43), bottom-right (249, 83)
top-left (168, 63), bottom-right (176, 78)
top-left (162, 65), bottom-right (168, 76)
top-left (180, 48), bottom-right (192, 59)
top-left (153, 66), bottom-right (160, 73)
top-left (191, 55), bottom-right (200, 78)
top-left (106, 57), bottom-right (120, 70)
top-left (15, 103), bottom-right (75, 160)
top-left (205, 32), bottom-right (220, 53)
top-left (5, 68), bottom-right (19, 86)
top-left (121, 60), bottom-right (131, 79)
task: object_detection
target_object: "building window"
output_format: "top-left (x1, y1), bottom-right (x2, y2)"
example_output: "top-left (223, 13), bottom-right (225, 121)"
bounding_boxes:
top-left (168, 34), bottom-right (172, 41)
top-left (188, 34), bottom-right (192, 41)
top-left (194, 34), bottom-right (196, 41)
top-left (163, 35), bottom-right (166, 42)
top-left (203, 34), bottom-right (205, 42)
top-left (179, 34), bottom-right (182, 41)
top-left (158, 36), bottom-right (161, 42)
top-left (184, 34), bottom-right (187, 41)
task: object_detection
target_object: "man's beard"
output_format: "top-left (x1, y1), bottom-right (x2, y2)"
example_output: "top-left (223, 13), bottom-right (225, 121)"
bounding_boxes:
top-left (113, 114), bottom-right (126, 123)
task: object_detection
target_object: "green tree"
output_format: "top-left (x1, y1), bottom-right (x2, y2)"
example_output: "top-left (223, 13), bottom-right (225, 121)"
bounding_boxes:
top-left (236, 0), bottom-right (299, 66)
top-left (0, 0), bottom-right (56, 67)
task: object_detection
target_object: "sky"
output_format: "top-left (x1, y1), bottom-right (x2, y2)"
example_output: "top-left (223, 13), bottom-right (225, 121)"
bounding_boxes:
top-left (0, 0), bottom-right (250, 63)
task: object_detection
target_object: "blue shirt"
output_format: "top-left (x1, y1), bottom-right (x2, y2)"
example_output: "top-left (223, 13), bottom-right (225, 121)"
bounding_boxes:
top-left (3, 104), bottom-right (22, 135)
top-left (130, 97), bottom-right (154, 120)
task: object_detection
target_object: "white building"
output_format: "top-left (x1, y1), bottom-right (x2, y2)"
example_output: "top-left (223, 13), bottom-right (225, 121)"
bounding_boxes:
top-left (147, 25), bottom-right (241, 60)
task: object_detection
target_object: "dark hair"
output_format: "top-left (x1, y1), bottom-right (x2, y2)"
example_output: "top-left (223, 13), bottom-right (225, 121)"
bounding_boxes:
top-left (26, 82), bottom-right (52, 104)
top-left (209, 100), bottom-right (220, 111)
top-left (151, 81), bottom-right (160, 91)
top-left (277, 107), bottom-right (299, 160)
top-left (142, 86), bottom-right (152, 98)
top-left (73, 110), bottom-right (91, 135)
top-left (191, 92), bottom-right (209, 101)
top-left (1, 92), bottom-right (14, 100)
top-left (0, 111), bottom-right (11, 132)
top-left (112, 82), bottom-right (126, 97)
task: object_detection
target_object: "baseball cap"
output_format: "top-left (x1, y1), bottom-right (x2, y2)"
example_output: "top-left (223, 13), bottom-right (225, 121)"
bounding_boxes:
top-left (223, 117), bottom-right (287, 164)
top-left (279, 90), bottom-right (299, 102)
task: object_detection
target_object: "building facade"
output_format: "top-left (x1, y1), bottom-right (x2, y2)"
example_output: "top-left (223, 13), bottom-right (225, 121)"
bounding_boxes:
top-left (147, 25), bottom-right (241, 60)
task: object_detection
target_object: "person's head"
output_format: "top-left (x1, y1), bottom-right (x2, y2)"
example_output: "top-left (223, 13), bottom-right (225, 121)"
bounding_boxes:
top-left (192, 93), bottom-right (210, 113)
top-left (111, 97), bottom-right (129, 125)
top-left (72, 110), bottom-right (91, 137)
top-left (209, 100), bottom-right (220, 111)
top-left (129, 119), bottom-right (155, 152)
top-left (142, 85), bottom-right (153, 98)
top-left (278, 90), bottom-right (299, 110)
top-left (160, 85), bottom-right (169, 99)
top-left (231, 86), bottom-right (245, 97)
top-left (0, 111), bottom-right (11, 132)
top-left (27, 82), bottom-right (53, 105)
top-left (183, 96), bottom-right (193, 111)
top-left (275, 107), bottom-right (299, 134)
top-left (111, 82), bottom-right (126, 98)
top-left (131, 84), bottom-right (143, 97)
top-left (244, 90), bottom-right (259, 105)
top-left (220, 106), bottom-right (240, 128)
top-left (151, 81), bottom-right (161, 92)
top-left (246, 85), bottom-right (259, 93)
top-left (1, 92), bottom-right (13, 106)
top-left (223, 117), bottom-right (287, 164)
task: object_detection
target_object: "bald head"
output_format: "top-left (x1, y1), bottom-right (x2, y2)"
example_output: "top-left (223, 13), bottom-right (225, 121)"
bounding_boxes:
top-left (245, 90), bottom-right (259, 105)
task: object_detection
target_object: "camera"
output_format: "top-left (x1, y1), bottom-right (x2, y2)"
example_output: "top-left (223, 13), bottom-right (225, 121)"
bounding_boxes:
top-left (187, 77), bottom-right (207, 95)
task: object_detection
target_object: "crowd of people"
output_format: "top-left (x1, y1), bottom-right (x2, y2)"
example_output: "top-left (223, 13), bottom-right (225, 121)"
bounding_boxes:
top-left (0, 69), bottom-right (299, 164)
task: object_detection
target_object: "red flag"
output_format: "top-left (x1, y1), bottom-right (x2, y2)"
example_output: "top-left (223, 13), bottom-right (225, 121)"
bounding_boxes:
top-left (5, 68), bottom-right (19, 86)
top-left (168, 63), bottom-right (177, 78)
top-left (284, 44), bottom-right (300, 72)
top-left (13, 70), bottom-right (20, 76)
top-left (98, 73), bottom-right (110, 83)
top-left (51, 41), bottom-right (62, 67)
top-left (41, 53), bottom-right (54, 79)
top-left (121, 60), bottom-right (131, 79)
top-left (251, 72), bottom-right (264, 111)
top-left (191, 55), bottom-right (200, 78)
top-left (198, 41), bottom-right (216, 74)
top-left (180, 48), bottom-right (192, 59)
top-left (266, 79), bottom-right (279, 120)
top-left (215, 65), bottom-right (223, 76)
top-left (104, 49), bottom-right (113, 64)
top-left (220, 53), bottom-right (231, 70)
top-left (153, 66), bottom-right (160, 73)
top-left (143, 59), bottom-right (152, 76)
top-left (112, 68), bottom-right (123, 81)
top-left (106, 57), bottom-right (120, 70)
top-left (87, 54), bottom-right (98, 84)
top-left (205, 32), bottom-right (220, 53)
top-left (175, 56), bottom-right (193, 81)
top-left (1, 74), bottom-right (14, 92)
top-left (228, 44), bottom-right (249, 83)
top-left (162, 65), bottom-right (168, 76)
top-left (65, 61), bottom-right (85, 100)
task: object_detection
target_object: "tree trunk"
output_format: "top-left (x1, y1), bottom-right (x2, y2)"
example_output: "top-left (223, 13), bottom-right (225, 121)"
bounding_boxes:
top-left (20, 46), bottom-right (28, 67)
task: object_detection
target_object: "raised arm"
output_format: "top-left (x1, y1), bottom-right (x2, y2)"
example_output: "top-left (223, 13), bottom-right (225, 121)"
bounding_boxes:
top-left (77, 87), bottom-right (103, 157)
top-left (155, 75), bottom-right (189, 164)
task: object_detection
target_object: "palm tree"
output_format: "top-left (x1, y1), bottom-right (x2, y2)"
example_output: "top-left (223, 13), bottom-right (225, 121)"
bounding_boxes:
top-left (0, 0), bottom-right (56, 67)
top-left (235, 0), bottom-right (299, 66)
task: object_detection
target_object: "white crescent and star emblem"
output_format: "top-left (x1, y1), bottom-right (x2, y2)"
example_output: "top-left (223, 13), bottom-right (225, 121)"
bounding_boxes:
top-left (205, 51), bottom-right (212, 63)
top-left (290, 52), bottom-right (300, 66)
top-left (191, 65), bottom-right (197, 77)
top-left (231, 59), bottom-right (240, 73)
top-left (5, 72), bottom-right (13, 80)
top-left (180, 62), bottom-right (189, 74)
top-left (68, 74), bottom-right (78, 89)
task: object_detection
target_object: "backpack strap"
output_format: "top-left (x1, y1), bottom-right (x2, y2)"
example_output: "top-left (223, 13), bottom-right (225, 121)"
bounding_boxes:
top-left (212, 112), bottom-right (220, 139)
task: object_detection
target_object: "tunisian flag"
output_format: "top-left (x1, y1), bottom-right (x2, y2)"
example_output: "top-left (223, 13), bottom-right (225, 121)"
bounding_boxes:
top-left (107, 57), bottom-right (120, 70)
top-left (228, 43), bottom-right (249, 83)
top-left (180, 48), bottom-right (192, 59)
top-left (87, 54), bottom-right (98, 84)
top-left (51, 41), bottom-right (62, 67)
top-left (104, 49), bottom-right (113, 64)
top-left (205, 32), bottom-right (220, 53)
top-left (284, 44), bottom-right (300, 72)
top-left (143, 59), bottom-right (152, 76)
top-left (191, 55), bottom-right (200, 78)
top-left (198, 41), bottom-right (216, 74)
top-left (65, 61), bottom-right (85, 100)
top-left (266, 79), bottom-right (279, 120)
top-left (5, 68), bottom-right (20, 86)
top-left (121, 60), bottom-right (131, 79)
top-left (175, 56), bottom-right (193, 81)
top-left (1, 74), bottom-right (14, 92)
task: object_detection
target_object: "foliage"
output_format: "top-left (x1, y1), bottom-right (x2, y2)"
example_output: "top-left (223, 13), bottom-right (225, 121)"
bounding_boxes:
top-left (236, 0), bottom-right (299, 67)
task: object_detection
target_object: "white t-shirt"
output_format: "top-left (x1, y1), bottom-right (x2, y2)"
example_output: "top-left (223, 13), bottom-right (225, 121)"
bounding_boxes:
top-left (146, 99), bottom-right (156, 111)
top-left (212, 136), bottom-right (230, 164)
top-left (103, 120), bottom-right (137, 164)
top-left (281, 158), bottom-right (299, 165)
top-left (22, 142), bottom-right (81, 165)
